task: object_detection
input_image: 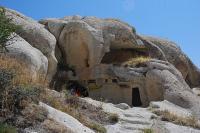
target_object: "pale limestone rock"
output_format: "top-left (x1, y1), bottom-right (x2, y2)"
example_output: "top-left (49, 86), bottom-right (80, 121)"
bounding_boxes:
top-left (111, 59), bottom-right (200, 118)
top-left (39, 16), bottom-right (144, 78)
top-left (164, 122), bottom-right (200, 133)
top-left (6, 34), bottom-right (48, 77)
top-left (142, 36), bottom-right (200, 88)
top-left (83, 98), bottom-right (200, 133)
top-left (5, 8), bottom-right (57, 79)
top-left (150, 100), bottom-right (193, 118)
top-left (39, 102), bottom-right (95, 133)
top-left (193, 88), bottom-right (200, 96)
top-left (115, 103), bottom-right (130, 110)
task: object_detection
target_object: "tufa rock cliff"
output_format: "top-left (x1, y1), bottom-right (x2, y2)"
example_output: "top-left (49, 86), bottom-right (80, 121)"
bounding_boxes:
top-left (1, 8), bottom-right (200, 133)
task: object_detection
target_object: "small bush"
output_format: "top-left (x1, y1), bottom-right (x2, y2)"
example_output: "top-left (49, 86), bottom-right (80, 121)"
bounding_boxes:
top-left (65, 95), bottom-right (79, 109)
top-left (153, 110), bottom-right (200, 129)
top-left (42, 119), bottom-right (72, 133)
top-left (0, 7), bottom-right (20, 52)
top-left (0, 55), bottom-right (47, 86)
top-left (108, 113), bottom-right (119, 124)
top-left (0, 123), bottom-right (16, 133)
top-left (142, 128), bottom-right (154, 133)
top-left (0, 85), bottom-right (41, 117)
top-left (132, 27), bottom-right (136, 33)
top-left (87, 123), bottom-right (106, 133)
top-left (0, 69), bottom-right (14, 90)
top-left (11, 86), bottom-right (41, 108)
top-left (21, 104), bottom-right (48, 124)
top-left (122, 56), bottom-right (150, 67)
top-left (0, 56), bottom-right (44, 117)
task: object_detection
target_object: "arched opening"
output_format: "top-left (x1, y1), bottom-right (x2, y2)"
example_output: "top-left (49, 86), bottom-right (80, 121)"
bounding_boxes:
top-left (132, 87), bottom-right (142, 107)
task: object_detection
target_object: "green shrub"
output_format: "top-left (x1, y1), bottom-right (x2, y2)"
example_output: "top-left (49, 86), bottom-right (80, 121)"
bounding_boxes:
top-left (0, 68), bottom-right (41, 116)
top-left (132, 27), bottom-right (136, 33)
top-left (88, 123), bottom-right (106, 133)
top-left (108, 113), bottom-right (119, 124)
top-left (0, 69), bottom-right (15, 116)
top-left (142, 128), bottom-right (154, 133)
top-left (0, 7), bottom-right (20, 52)
top-left (0, 123), bottom-right (16, 133)
top-left (0, 69), bottom-right (14, 90)
top-left (11, 85), bottom-right (41, 107)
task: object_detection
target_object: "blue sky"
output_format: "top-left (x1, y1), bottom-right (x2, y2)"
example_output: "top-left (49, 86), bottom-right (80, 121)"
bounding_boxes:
top-left (1, 0), bottom-right (200, 67)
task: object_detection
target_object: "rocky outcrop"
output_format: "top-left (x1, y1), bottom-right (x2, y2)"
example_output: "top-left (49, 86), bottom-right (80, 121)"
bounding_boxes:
top-left (40, 15), bottom-right (200, 88)
top-left (5, 34), bottom-right (48, 76)
top-left (39, 15), bottom-right (200, 118)
top-left (39, 16), bottom-right (144, 74)
top-left (142, 36), bottom-right (200, 88)
top-left (83, 98), bottom-right (200, 133)
top-left (5, 8), bottom-right (58, 79)
top-left (39, 102), bottom-right (94, 133)
top-left (2, 7), bottom-right (200, 133)
top-left (111, 59), bottom-right (200, 118)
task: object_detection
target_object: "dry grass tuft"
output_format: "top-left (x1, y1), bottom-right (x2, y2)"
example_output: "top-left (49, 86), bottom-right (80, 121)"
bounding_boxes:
top-left (142, 128), bottom-right (154, 133)
top-left (42, 119), bottom-right (74, 133)
top-left (0, 123), bottom-right (17, 133)
top-left (86, 123), bottom-right (106, 133)
top-left (122, 56), bottom-right (150, 67)
top-left (0, 55), bottom-right (47, 86)
top-left (108, 113), bottom-right (119, 124)
top-left (153, 110), bottom-right (200, 129)
top-left (40, 89), bottom-right (109, 133)
top-left (42, 95), bottom-right (106, 132)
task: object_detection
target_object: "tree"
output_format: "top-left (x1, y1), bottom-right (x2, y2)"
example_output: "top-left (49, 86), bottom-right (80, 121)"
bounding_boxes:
top-left (0, 7), bottom-right (20, 52)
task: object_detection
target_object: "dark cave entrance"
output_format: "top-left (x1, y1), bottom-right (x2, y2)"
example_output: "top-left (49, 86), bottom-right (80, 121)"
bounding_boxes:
top-left (132, 87), bottom-right (142, 107)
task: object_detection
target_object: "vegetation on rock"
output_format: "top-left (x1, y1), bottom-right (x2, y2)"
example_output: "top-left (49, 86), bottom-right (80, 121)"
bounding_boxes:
top-left (0, 123), bottom-right (17, 133)
top-left (122, 56), bottom-right (151, 67)
top-left (142, 128), bottom-right (154, 133)
top-left (0, 55), bottom-right (48, 131)
top-left (108, 113), bottom-right (119, 124)
top-left (153, 110), bottom-right (200, 129)
top-left (41, 90), bottom-right (111, 133)
top-left (0, 7), bottom-right (20, 52)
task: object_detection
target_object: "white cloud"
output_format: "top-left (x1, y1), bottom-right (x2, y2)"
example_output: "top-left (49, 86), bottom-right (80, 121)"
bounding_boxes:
top-left (123, 0), bottom-right (135, 12)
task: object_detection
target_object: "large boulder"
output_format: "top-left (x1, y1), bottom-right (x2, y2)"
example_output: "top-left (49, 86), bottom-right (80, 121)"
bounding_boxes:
top-left (142, 36), bottom-right (200, 88)
top-left (41, 16), bottom-right (200, 87)
top-left (5, 8), bottom-right (57, 79)
top-left (40, 18), bottom-right (105, 70)
top-left (5, 34), bottom-right (48, 76)
top-left (111, 59), bottom-right (200, 118)
top-left (39, 102), bottom-right (95, 133)
top-left (40, 16), bottom-right (200, 106)
top-left (39, 16), bottom-right (145, 74)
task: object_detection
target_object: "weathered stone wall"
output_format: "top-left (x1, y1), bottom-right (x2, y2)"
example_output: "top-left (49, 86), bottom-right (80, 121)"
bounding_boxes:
top-left (89, 83), bottom-right (133, 106)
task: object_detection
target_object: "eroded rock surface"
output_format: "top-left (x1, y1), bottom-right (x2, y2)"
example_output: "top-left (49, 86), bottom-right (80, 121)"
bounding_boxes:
top-left (143, 36), bottom-right (200, 88)
top-left (2, 8), bottom-right (200, 132)
top-left (5, 34), bottom-right (48, 76)
top-left (83, 98), bottom-right (200, 133)
top-left (5, 8), bottom-right (58, 79)
top-left (111, 59), bottom-right (200, 118)
top-left (40, 15), bottom-right (200, 89)
top-left (39, 16), bottom-right (143, 75)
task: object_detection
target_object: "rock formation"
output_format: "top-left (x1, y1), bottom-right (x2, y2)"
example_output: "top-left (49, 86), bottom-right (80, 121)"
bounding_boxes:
top-left (2, 8), bottom-right (200, 132)
top-left (5, 8), bottom-right (58, 79)
top-left (39, 15), bottom-right (200, 115)
top-left (6, 34), bottom-right (48, 76)
top-left (142, 36), bottom-right (200, 88)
